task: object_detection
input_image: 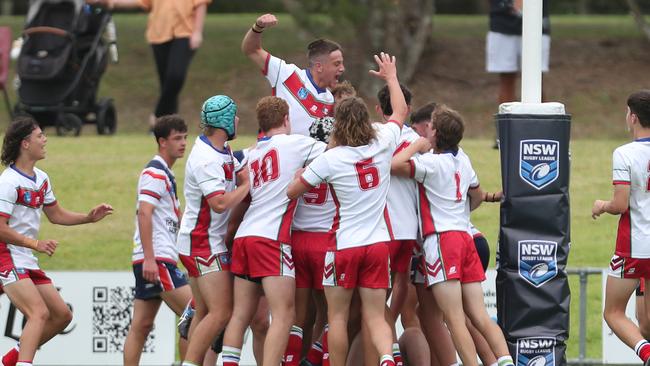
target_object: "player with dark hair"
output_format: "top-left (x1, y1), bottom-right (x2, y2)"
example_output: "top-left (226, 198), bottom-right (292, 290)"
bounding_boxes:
top-left (242, 13), bottom-right (344, 136)
top-left (594, 90), bottom-right (650, 366)
top-left (124, 115), bottom-right (192, 366)
top-left (409, 102), bottom-right (437, 138)
top-left (0, 117), bottom-right (113, 366)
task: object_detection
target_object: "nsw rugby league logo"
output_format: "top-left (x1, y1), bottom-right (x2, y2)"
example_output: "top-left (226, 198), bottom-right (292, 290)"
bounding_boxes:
top-left (518, 240), bottom-right (558, 288)
top-left (519, 139), bottom-right (559, 190)
top-left (516, 337), bottom-right (556, 366)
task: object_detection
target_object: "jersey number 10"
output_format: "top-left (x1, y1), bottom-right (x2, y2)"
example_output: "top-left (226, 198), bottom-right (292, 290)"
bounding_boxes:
top-left (250, 149), bottom-right (280, 188)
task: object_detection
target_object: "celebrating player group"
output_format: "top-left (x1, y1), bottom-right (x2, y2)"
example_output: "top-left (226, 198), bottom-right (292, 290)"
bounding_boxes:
top-left (1, 10), bottom-right (650, 366)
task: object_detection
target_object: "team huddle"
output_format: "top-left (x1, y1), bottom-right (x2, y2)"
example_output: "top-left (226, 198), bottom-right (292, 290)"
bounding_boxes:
top-left (1, 11), bottom-right (650, 366)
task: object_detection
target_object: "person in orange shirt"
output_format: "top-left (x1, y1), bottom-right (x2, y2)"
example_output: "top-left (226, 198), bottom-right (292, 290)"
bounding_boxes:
top-left (92, 0), bottom-right (209, 131)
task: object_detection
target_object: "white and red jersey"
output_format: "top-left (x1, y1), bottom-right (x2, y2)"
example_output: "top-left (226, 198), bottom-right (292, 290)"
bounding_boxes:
top-left (292, 183), bottom-right (336, 233)
top-left (263, 54), bottom-right (334, 136)
top-left (0, 166), bottom-right (57, 270)
top-left (612, 138), bottom-right (650, 258)
top-left (177, 136), bottom-right (241, 257)
top-left (235, 134), bottom-right (326, 243)
top-left (132, 155), bottom-right (181, 264)
top-left (301, 122), bottom-right (402, 250)
top-left (411, 148), bottom-right (479, 237)
top-left (387, 125), bottom-right (420, 240)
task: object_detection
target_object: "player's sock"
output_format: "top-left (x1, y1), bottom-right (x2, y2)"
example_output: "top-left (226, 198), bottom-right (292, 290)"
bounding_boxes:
top-left (379, 354), bottom-right (396, 366)
top-left (497, 355), bottom-right (515, 366)
top-left (15, 361), bottom-right (31, 366)
top-left (180, 362), bottom-right (198, 366)
top-left (2, 344), bottom-right (19, 366)
top-left (305, 341), bottom-right (323, 365)
top-left (489, 363), bottom-right (498, 366)
top-left (448, 363), bottom-right (460, 366)
top-left (283, 325), bottom-right (303, 366)
top-left (222, 346), bottom-right (241, 366)
top-left (322, 325), bottom-right (330, 366)
top-left (392, 343), bottom-right (403, 366)
top-left (635, 340), bottom-right (650, 362)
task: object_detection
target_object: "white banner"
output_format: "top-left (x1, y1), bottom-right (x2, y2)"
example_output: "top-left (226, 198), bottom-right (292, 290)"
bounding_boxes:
top-left (0, 271), bottom-right (176, 366)
top-left (601, 269), bottom-right (640, 364)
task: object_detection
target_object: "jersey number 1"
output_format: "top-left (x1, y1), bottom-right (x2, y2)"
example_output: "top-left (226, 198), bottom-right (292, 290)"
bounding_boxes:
top-left (250, 149), bottom-right (279, 188)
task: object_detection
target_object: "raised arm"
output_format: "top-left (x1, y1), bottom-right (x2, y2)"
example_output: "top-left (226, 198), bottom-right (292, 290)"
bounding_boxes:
top-left (241, 13), bottom-right (278, 70)
top-left (369, 52), bottom-right (408, 125)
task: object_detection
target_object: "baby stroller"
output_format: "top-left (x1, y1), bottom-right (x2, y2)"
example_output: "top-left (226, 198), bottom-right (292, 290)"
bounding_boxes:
top-left (14, 0), bottom-right (117, 136)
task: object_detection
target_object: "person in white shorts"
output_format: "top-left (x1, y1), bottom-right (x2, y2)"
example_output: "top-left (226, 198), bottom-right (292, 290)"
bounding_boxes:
top-left (486, 0), bottom-right (550, 105)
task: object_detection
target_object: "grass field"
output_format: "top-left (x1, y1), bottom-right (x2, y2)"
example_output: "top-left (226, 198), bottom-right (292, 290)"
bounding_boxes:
top-left (0, 11), bottom-right (645, 361)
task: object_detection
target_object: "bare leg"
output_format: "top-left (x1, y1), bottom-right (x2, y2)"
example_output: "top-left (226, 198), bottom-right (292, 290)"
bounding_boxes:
top-left (324, 286), bottom-right (354, 366)
top-left (604, 276), bottom-right (645, 349)
top-left (261, 276), bottom-right (296, 366)
top-left (184, 271), bottom-right (233, 364)
top-left (3, 280), bottom-right (50, 362)
top-left (250, 295), bottom-right (270, 364)
top-left (123, 299), bottom-right (162, 366)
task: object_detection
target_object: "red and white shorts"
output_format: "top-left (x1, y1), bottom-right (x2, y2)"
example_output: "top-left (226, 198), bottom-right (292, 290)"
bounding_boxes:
top-left (322, 242), bottom-right (391, 289)
top-left (232, 236), bottom-right (295, 279)
top-left (388, 240), bottom-right (417, 274)
top-left (0, 267), bottom-right (52, 290)
top-left (608, 254), bottom-right (650, 280)
top-left (180, 252), bottom-right (231, 278)
top-left (292, 231), bottom-right (330, 290)
top-left (422, 231), bottom-right (485, 287)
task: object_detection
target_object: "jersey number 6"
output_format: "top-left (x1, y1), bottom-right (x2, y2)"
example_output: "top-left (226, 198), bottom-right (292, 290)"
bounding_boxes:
top-left (355, 158), bottom-right (380, 190)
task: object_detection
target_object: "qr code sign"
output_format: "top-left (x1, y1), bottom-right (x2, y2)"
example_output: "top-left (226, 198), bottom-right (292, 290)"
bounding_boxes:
top-left (92, 286), bottom-right (155, 353)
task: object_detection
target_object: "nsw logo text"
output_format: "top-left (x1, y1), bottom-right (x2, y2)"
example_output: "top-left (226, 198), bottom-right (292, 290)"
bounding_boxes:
top-left (519, 139), bottom-right (559, 190)
top-left (518, 240), bottom-right (558, 288)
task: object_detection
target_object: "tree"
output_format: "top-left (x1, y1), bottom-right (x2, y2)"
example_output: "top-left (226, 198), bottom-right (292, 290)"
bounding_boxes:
top-left (281, 0), bottom-right (434, 97)
top-left (627, 0), bottom-right (650, 41)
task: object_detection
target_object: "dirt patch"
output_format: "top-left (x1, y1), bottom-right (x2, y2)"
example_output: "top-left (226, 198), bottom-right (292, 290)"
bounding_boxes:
top-left (409, 35), bottom-right (650, 139)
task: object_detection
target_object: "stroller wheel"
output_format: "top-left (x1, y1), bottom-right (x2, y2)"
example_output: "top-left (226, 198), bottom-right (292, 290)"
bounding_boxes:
top-left (96, 98), bottom-right (117, 135)
top-left (57, 113), bottom-right (82, 137)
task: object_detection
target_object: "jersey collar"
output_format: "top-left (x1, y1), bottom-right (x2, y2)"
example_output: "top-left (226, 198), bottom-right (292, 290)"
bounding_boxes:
top-left (199, 135), bottom-right (230, 155)
top-left (441, 148), bottom-right (459, 156)
top-left (257, 135), bottom-right (272, 142)
top-left (305, 69), bottom-right (327, 94)
top-left (10, 164), bottom-right (36, 182)
top-left (635, 137), bottom-right (650, 143)
top-left (153, 155), bottom-right (171, 171)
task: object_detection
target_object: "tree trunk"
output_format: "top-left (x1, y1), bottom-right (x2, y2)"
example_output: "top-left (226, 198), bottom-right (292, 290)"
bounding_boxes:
top-left (627, 0), bottom-right (650, 41)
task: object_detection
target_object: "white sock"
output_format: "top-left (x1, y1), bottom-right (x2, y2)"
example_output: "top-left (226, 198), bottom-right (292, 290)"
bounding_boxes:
top-left (16, 362), bottom-right (32, 366)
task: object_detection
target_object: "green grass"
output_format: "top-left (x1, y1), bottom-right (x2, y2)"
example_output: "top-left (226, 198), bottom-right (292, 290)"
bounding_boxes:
top-left (29, 134), bottom-right (622, 358)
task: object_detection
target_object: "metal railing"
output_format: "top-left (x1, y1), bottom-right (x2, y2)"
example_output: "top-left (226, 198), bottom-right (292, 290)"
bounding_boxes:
top-left (567, 267), bottom-right (606, 366)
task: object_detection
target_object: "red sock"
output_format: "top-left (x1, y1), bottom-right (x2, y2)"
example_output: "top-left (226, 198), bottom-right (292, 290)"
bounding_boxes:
top-left (283, 326), bottom-right (303, 366)
top-left (322, 326), bottom-right (329, 366)
top-left (305, 341), bottom-right (323, 365)
top-left (2, 346), bottom-right (19, 366)
top-left (636, 340), bottom-right (650, 362)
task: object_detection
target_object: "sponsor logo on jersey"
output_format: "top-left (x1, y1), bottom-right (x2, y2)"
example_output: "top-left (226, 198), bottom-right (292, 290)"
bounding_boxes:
top-left (516, 337), bottom-right (556, 366)
top-left (518, 240), bottom-right (558, 287)
top-left (519, 139), bottom-right (559, 190)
